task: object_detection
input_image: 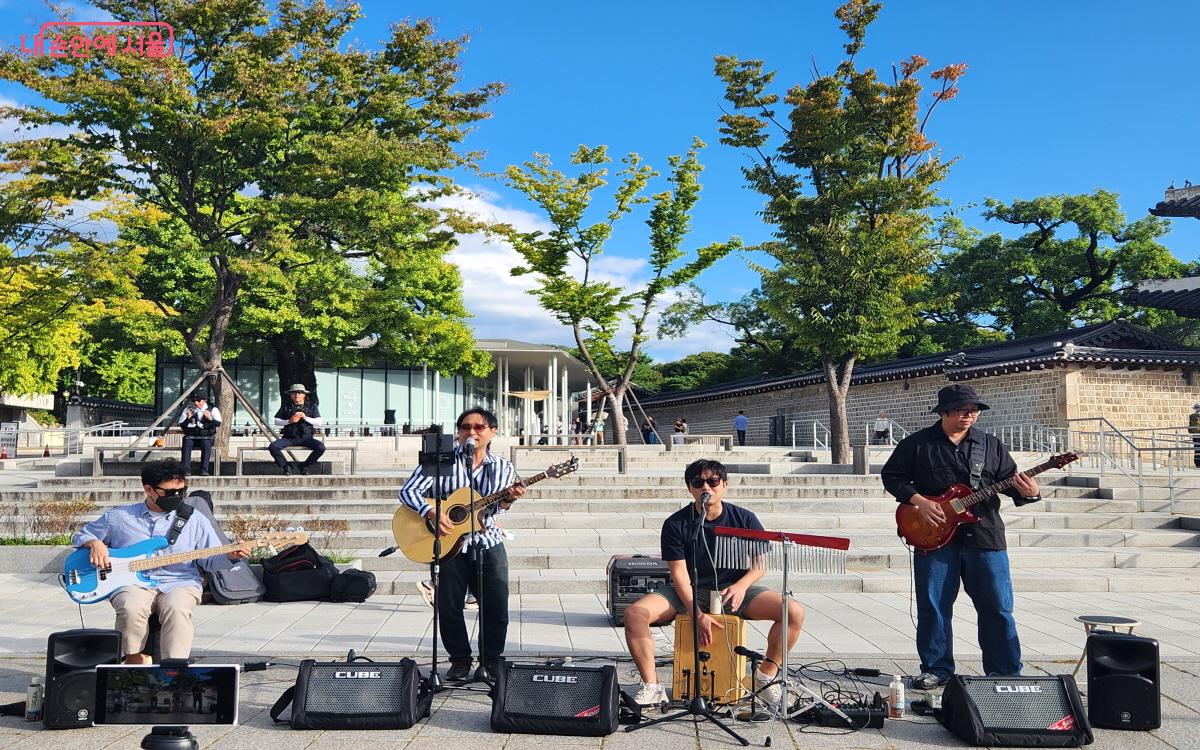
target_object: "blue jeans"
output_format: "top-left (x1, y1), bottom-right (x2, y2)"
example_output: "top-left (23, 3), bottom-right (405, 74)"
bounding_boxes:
top-left (913, 541), bottom-right (1022, 679)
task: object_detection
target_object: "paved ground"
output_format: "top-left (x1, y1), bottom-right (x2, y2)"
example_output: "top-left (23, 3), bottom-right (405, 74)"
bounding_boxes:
top-left (0, 574), bottom-right (1197, 748)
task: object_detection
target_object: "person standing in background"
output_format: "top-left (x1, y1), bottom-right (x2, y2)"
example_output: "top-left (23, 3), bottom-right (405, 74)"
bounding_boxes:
top-left (733, 410), bottom-right (748, 446)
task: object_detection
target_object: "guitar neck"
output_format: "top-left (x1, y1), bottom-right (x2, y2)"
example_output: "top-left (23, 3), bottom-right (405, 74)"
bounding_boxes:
top-left (472, 471), bottom-right (550, 513)
top-left (128, 541), bottom-right (249, 572)
top-left (960, 461), bottom-right (1054, 509)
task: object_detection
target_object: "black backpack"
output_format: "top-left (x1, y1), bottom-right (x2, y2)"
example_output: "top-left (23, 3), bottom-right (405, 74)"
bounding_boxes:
top-left (261, 542), bottom-right (338, 602)
top-left (184, 490), bottom-right (266, 605)
top-left (330, 569), bottom-right (376, 603)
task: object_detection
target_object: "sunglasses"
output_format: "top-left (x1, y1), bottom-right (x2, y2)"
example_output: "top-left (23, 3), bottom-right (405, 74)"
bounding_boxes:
top-left (457, 422), bottom-right (493, 432)
top-left (154, 485), bottom-right (188, 498)
top-left (688, 477), bottom-right (723, 489)
top-left (948, 409), bottom-right (981, 418)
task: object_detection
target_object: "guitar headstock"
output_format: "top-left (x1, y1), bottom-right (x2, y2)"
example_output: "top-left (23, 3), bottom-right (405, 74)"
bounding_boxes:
top-left (1048, 452), bottom-right (1080, 469)
top-left (546, 455), bottom-right (580, 479)
top-left (253, 530), bottom-right (308, 548)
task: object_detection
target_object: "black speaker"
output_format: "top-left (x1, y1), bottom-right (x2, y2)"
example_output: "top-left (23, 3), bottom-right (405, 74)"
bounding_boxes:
top-left (490, 662), bottom-right (619, 736)
top-left (1086, 631), bottom-right (1160, 730)
top-left (270, 657), bottom-right (431, 730)
top-left (43, 628), bottom-right (122, 730)
top-left (939, 675), bottom-right (1093, 747)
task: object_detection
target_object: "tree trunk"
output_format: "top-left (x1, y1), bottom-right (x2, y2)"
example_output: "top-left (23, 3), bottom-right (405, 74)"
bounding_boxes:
top-left (273, 339), bottom-right (318, 405)
top-left (821, 354), bottom-right (855, 464)
top-left (607, 390), bottom-right (628, 446)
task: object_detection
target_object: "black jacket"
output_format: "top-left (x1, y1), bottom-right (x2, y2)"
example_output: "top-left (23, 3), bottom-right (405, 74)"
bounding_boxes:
top-left (274, 402), bottom-right (321, 442)
top-left (880, 422), bottom-right (1040, 550)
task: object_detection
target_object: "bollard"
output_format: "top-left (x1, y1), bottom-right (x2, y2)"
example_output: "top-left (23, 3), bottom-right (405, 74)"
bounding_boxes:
top-left (852, 444), bottom-right (869, 475)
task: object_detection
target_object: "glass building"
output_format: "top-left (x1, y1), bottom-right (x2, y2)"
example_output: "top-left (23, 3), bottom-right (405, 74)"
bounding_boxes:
top-left (154, 339), bottom-right (595, 438)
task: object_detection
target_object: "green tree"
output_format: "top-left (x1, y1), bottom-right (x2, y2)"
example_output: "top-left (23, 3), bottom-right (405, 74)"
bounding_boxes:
top-left (714, 0), bottom-right (965, 462)
top-left (0, 1), bottom-right (501, 439)
top-left (655, 351), bottom-right (735, 392)
top-left (476, 139), bottom-right (732, 444)
top-left (659, 284), bottom-right (817, 376)
top-left (931, 190), bottom-right (1195, 338)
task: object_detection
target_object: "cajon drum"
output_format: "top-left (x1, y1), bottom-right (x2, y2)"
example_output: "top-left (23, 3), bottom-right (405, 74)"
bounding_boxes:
top-left (672, 613), bottom-right (747, 704)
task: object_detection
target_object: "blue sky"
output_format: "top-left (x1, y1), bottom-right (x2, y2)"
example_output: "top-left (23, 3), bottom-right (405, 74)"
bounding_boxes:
top-left (4, 1), bottom-right (1199, 361)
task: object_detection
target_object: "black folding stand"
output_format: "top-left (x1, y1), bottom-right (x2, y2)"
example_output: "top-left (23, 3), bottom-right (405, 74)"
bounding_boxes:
top-left (626, 500), bottom-right (749, 745)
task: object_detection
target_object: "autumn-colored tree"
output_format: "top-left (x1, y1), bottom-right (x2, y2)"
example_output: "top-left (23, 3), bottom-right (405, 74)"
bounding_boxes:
top-left (714, 0), bottom-right (965, 462)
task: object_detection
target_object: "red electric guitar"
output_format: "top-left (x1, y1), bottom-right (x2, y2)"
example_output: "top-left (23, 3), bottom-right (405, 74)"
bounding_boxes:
top-left (896, 452), bottom-right (1080, 551)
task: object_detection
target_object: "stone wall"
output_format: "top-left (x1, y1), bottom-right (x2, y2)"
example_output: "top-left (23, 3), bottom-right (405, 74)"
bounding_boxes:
top-left (1069, 368), bottom-right (1194, 432)
top-left (630, 365), bottom-right (1198, 447)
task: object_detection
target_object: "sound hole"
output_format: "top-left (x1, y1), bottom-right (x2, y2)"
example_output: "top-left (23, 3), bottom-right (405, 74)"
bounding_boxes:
top-left (447, 506), bottom-right (469, 524)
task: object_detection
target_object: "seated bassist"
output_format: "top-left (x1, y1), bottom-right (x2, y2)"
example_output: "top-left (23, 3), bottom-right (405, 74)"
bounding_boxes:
top-left (71, 459), bottom-right (250, 663)
top-left (881, 384), bottom-right (1041, 691)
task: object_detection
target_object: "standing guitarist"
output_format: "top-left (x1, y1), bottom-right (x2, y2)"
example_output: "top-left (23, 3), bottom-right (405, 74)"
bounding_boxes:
top-left (398, 407), bottom-right (525, 683)
top-left (881, 384), bottom-right (1041, 691)
top-left (71, 459), bottom-right (251, 663)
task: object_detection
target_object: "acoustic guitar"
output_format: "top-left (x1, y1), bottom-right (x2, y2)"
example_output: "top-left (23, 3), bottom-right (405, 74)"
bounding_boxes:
top-left (896, 452), bottom-right (1079, 552)
top-left (391, 456), bottom-right (579, 563)
top-left (63, 530), bottom-right (307, 604)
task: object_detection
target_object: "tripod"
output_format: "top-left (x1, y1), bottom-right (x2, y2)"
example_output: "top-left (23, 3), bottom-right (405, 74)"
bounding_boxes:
top-left (627, 498), bottom-right (749, 746)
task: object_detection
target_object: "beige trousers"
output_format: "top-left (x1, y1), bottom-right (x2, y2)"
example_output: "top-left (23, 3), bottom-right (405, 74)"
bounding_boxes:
top-left (110, 586), bottom-right (202, 659)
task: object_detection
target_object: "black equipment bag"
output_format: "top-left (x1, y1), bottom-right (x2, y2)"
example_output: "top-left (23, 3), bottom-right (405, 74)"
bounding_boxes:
top-left (260, 542), bottom-right (337, 602)
top-left (330, 569), bottom-right (376, 603)
top-left (270, 656), bottom-right (431, 730)
top-left (490, 662), bottom-right (619, 736)
top-left (184, 491), bottom-right (266, 604)
top-left (939, 674), bottom-right (1093, 747)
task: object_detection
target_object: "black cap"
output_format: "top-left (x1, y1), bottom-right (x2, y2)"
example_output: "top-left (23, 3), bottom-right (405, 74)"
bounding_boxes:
top-left (931, 383), bottom-right (990, 414)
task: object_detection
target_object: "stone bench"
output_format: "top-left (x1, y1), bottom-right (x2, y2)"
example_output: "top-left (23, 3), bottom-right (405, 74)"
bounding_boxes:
top-left (665, 434), bottom-right (734, 452)
top-left (236, 445), bottom-right (358, 475)
top-left (93, 446), bottom-right (224, 477)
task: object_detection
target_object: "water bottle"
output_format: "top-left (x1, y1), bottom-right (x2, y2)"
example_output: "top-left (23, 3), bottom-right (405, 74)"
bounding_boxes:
top-left (888, 674), bottom-right (905, 719)
top-left (24, 676), bottom-right (43, 722)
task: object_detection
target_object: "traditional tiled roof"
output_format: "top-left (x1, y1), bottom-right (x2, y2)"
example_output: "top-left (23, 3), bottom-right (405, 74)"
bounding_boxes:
top-left (1126, 277), bottom-right (1200, 318)
top-left (640, 320), bottom-right (1198, 407)
top-left (1150, 186), bottom-right (1200, 218)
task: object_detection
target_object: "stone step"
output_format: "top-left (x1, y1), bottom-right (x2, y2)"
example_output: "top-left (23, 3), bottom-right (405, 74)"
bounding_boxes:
top-left (372, 566), bottom-right (1200, 595)
top-left (307, 526), bottom-right (1200, 551)
top-left (357, 545), bottom-right (1200, 573)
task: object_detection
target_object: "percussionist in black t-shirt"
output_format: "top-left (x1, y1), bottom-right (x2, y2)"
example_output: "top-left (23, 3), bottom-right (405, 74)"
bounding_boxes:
top-left (622, 459), bottom-right (804, 708)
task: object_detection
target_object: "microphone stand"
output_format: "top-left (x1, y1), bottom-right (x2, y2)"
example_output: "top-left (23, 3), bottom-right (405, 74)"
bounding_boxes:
top-left (420, 427), bottom-right (454, 695)
top-left (463, 437), bottom-right (494, 686)
top-left (627, 492), bottom-right (749, 746)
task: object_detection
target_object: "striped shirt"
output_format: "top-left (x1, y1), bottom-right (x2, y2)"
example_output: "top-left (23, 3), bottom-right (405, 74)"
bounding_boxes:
top-left (398, 445), bottom-right (518, 551)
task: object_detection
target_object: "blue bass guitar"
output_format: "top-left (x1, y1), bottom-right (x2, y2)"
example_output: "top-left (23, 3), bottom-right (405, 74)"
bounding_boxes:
top-left (62, 530), bottom-right (306, 604)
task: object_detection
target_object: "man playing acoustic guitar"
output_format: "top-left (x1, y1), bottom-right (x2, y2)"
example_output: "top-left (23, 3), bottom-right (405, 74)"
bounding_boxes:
top-left (398, 407), bottom-right (525, 683)
top-left (71, 459), bottom-right (251, 663)
top-left (881, 384), bottom-right (1040, 691)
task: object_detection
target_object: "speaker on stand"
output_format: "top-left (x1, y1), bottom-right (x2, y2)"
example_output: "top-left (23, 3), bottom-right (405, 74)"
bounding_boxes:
top-left (43, 628), bottom-right (122, 729)
top-left (1086, 631), bottom-right (1160, 730)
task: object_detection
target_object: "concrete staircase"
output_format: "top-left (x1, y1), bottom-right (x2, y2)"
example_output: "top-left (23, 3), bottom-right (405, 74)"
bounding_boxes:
top-left (8, 445), bottom-right (1200, 596)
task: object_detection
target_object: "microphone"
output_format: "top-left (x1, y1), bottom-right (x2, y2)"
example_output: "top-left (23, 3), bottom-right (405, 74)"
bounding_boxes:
top-left (378, 546), bottom-right (397, 557)
top-left (700, 491), bottom-right (712, 507)
top-left (734, 645), bottom-right (766, 662)
top-left (465, 436), bottom-right (476, 453)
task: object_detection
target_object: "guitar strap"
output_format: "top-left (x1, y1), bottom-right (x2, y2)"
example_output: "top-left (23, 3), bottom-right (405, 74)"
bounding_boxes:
top-left (166, 502), bottom-right (195, 545)
top-left (968, 437), bottom-right (985, 491)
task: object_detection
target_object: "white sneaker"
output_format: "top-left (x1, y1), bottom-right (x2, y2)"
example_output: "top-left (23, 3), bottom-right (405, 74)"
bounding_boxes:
top-left (416, 580), bottom-right (434, 608)
top-left (755, 668), bottom-right (784, 713)
top-left (633, 681), bottom-right (669, 707)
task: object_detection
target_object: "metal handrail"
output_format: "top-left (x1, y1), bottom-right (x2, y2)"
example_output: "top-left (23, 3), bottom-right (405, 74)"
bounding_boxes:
top-left (789, 420), bottom-right (829, 450)
top-left (863, 418), bottom-right (908, 446)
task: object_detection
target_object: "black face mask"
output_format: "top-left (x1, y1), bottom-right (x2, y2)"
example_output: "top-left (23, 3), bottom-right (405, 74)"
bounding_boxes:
top-left (153, 486), bottom-right (187, 513)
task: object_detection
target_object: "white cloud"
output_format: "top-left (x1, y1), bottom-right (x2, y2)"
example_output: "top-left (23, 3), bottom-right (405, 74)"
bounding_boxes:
top-left (439, 188), bottom-right (736, 363)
